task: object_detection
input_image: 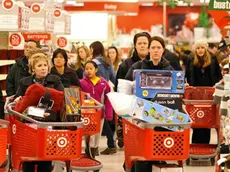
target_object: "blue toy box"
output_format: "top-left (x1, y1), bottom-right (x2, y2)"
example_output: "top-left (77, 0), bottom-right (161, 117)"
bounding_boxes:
top-left (131, 97), bottom-right (190, 131)
top-left (134, 70), bottom-right (185, 98)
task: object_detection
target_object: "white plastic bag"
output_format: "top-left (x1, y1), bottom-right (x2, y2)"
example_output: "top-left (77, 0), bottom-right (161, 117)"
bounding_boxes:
top-left (107, 92), bottom-right (136, 116)
top-left (117, 79), bottom-right (134, 95)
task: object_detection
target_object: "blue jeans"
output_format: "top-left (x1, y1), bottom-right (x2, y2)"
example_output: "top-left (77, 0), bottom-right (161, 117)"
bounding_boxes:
top-left (102, 120), bottom-right (115, 148)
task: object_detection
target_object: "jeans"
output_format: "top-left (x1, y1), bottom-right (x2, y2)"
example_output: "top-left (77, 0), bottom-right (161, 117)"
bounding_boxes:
top-left (23, 161), bottom-right (52, 172)
top-left (103, 120), bottom-right (115, 148)
top-left (192, 128), bottom-right (211, 144)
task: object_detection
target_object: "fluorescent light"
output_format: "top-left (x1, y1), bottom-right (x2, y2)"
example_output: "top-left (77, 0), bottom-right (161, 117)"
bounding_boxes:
top-left (74, 2), bottom-right (84, 6)
top-left (140, 3), bottom-right (153, 6)
top-left (178, 1), bottom-right (184, 5)
top-left (56, 0), bottom-right (64, 3)
top-left (205, 0), bottom-right (210, 2)
top-left (66, 0), bottom-right (76, 5)
top-left (200, 0), bottom-right (205, 3)
top-left (124, 12), bottom-right (138, 16)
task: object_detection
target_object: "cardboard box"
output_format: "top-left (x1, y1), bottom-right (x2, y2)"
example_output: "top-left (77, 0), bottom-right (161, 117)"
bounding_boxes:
top-left (152, 164), bottom-right (183, 172)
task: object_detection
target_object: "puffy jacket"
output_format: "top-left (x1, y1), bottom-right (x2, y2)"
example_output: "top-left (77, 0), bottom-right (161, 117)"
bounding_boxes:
top-left (163, 49), bottom-right (181, 70)
top-left (6, 56), bottom-right (31, 96)
top-left (50, 67), bottom-right (81, 88)
top-left (93, 57), bottom-right (115, 84)
top-left (125, 57), bottom-right (174, 81)
top-left (80, 77), bottom-right (113, 120)
top-left (15, 74), bottom-right (64, 98)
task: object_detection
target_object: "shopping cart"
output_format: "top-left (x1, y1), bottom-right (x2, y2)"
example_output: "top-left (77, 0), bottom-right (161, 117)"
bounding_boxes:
top-left (0, 119), bottom-right (9, 171)
top-left (183, 87), bottom-right (219, 166)
top-left (6, 101), bottom-right (83, 172)
top-left (58, 91), bottom-right (103, 172)
top-left (123, 117), bottom-right (191, 172)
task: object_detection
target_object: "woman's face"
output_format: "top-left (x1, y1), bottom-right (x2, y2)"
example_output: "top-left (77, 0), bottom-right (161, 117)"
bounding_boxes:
top-left (54, 53), bottom-right (65, 67)
top-left (135, 36), bottom-right (149, 58)
top-left (196, 46), bottom-right (206, 57)
top-left (79, 48), bottom-right (87, 60)
top-left (33, 60), bottom-right (49, 78)
top-left (108, 48), bottom-right (117, 64)
top-left (85, 63), bottom-right (97, 78)
top-left (149, 40), bottom-right (164, 61)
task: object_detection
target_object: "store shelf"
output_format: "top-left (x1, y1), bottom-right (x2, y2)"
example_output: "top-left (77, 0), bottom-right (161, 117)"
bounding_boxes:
top-left (0, 60), bottom-right (15, 67)
top-left (2, 90), bottom-right (6, 97)
top-left (0, 74), bottom-right (7, 81)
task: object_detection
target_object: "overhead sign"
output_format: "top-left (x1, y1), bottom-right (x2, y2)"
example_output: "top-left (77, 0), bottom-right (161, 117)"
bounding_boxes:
top-left (57, 37), bottom-right (67, 48)
top-left (2, 0), bottom-right (14, 11)
top-left (8, 32), bottom-right (24, 50)
top-left (31, 3), bottom-right (41, 14)
top-left (23, 33), bottom-right (51, 41)
top-left (208, 0), bottom-right (230, 11)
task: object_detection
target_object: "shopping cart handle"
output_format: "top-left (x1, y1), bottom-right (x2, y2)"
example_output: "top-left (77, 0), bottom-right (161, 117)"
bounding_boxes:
top-left (6, 102), bottom-right (83, 128)
top-left (183, 99), bottom-right (214, 105)
top-left (145, 121), bottom-right (192, 129)
top-left (4, 95), bottom-right (15, 113)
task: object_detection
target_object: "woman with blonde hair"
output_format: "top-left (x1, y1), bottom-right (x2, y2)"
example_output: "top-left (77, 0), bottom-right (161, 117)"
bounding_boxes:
top-left (185, 39), bottom-right (222, 144)
top-left (75, 45), bottom-right (90, 79)
top-left (108, 46), bottom-right (121, 73)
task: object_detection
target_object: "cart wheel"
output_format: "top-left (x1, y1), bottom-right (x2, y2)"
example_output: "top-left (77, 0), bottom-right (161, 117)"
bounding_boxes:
top-left (186, 158), bottom-right (190, 166)
top-left (210, 157), bottom-right (215, 166)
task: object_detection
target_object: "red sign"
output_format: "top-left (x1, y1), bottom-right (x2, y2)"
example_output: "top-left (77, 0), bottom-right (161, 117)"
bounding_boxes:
top-left (54, 9), bottom-right (61, 17)
top-left (57, 37), bottom-right (67, 48)
top-left (64, 2), bottom-right (139, 14)
top-left (9, 33), bottom-right (21, 47)
top-left (31, 3), bottom-right (41, 14)
top-left (23, 33), bottom-right (51, 41)
top-left (2, 0), bottom-right (14, 10)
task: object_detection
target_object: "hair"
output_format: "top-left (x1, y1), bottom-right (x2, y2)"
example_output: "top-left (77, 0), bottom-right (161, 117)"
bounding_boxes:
top-left (27, 48), bottom-right (44, 59)
top-left (75, 45), bottom-right (90, 70)
top-left (85, 60), bottom-right (98, 69)
top-left (108, 46), bottom-right (120, 72)
top-left (29, 53), bottom-right (49, 74)
top-left (133, 32), bottom-right (151, 46)
top-left (220, 58), bottom-right (229, 69)
top-left (192, 40), bottom-right (211, 68)
top-left (52, 48), bottom-right (68, 67)
top-left (26, 39), bottom-right (41, 48)
top-left (89, 41), bottom-right (111, 65)
top-left (208, 43), bottom-right (217, 49)
top-left (148, 36), bottom-right (165, 49)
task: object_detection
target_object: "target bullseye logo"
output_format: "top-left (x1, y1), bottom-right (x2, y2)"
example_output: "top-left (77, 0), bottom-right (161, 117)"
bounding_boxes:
top-left (164, 137), bottom-right (174, 148)
top-left (57, 137), bottom-right (67, 148)
top-left (197, 110), bottom-right (204, 118)
top-left (12, 124), bottom-right (16, 134)
top-left (83, 117), bottom-right (90, 126)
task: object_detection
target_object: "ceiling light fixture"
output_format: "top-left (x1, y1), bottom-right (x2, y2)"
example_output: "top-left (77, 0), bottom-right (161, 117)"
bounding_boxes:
top-left (140, 3), bottom-right (153, 6)
top-left (66, 0), bottom-right (76, 5)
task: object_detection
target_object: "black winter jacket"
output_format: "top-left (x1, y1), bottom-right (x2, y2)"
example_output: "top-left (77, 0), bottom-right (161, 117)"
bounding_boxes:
top-left (6, 56), bottom-right (30, 96)
top-left (50, 67), bottom-right (81, 88)
top-left (163, 49), bottom-right (181, 70)
top-left (15, 74), bottom-right (64, 98)
top-left (125, 57), bottom-right (174, 81)
top-left (185, 55), bottom-right (222, 86)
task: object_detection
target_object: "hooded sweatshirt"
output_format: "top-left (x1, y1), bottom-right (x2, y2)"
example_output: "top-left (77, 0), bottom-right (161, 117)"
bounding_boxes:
top-left (80, 77), bottom-right (113, 120)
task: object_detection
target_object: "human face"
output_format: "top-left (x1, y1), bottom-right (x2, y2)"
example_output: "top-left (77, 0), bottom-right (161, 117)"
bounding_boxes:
top-left (85, 63), bottom-right (97, 79)
top-left (196, 46), bottom-right (206, 57)
top-left (149, 40), bottom-right (164, 62)
top-left (33, 60), bottom-right (49, 79)
top-left (108, 48), bottom-right (117, 64)
top-left (54, 53), bottom-right (65, 67)
top-left (79, 48), bottom-right (87, 60)
top-left (24, 41), bottom-right (37, 58)
top-left (135, 36), bottom-right (149, 59)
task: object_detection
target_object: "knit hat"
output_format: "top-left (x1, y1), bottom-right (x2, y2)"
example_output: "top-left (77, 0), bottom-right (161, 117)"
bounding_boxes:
top-left (192, 40), bottom-right (209, 53)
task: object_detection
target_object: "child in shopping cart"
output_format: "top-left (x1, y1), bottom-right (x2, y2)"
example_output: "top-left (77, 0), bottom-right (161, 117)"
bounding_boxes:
top-left (14, 53), bottom-right (64, 172)
top-left (80, 60), bottom-right (113, 158)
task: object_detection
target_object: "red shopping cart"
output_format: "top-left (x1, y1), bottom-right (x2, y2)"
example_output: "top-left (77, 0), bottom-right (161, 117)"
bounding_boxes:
top-left (6, 101), bottom-right (83, 172)
top-left (183, 87), bottom-right (219, 166)
top-left (123, 118), bottom-right (191, 171)
top-left (0, 119), bottom-right (9, 171)
top-left (58, 91), bottom-right (103, 172)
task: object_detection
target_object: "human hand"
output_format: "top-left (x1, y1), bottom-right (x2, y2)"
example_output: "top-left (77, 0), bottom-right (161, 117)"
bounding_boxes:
top-left (14, 96), bottom-right (22, 103)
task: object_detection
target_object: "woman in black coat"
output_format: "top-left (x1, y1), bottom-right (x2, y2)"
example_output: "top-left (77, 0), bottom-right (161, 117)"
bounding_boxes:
top-left (125, 36), bottom-right (174, 81)
top-left (50, 48), bottom-right (81, 88)
top-left (14, 53), bottom-right (64, 172)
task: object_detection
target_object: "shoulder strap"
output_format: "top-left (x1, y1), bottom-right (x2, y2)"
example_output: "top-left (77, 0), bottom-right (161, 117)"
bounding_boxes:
top-left (93, 59), bottom-right (101, 65)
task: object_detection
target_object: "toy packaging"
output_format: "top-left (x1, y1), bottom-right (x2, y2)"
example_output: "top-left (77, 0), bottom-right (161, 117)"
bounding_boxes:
top-left (132, 97), bottom-right (190, 131)
top-left (134, 70), bottom-right (185, 98)
top-left (64, 87), bottom-right (81, 115)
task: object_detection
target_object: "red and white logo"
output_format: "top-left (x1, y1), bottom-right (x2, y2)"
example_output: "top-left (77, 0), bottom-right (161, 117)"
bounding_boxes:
top-left (83, 117), bottom-right (90, 126)
top-left (164, 137), bottom-right (174, 148)
top-left (57, 137), bottom-right (67, 148)
top-left (57, 37), bottom-right (67, 48)
top-left (9, 33), bottom-right (21, 47)
top-left (54, 9), bottom-right (61, 18)
top-left (197, 110), bottom-right (204, 118)
top-left (12, 124), bottom-right (16, 134)
top-left (31, 3), bottom-right (41, 14)
top-left (2, 0), bottom-right (14, 11)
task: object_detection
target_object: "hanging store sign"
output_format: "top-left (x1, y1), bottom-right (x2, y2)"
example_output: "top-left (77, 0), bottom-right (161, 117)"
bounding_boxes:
top-left (208, 0), bottom-right (230, 11)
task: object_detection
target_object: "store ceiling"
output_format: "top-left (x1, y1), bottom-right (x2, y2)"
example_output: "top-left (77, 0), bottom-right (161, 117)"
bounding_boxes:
top-left (20, 0), bottom-right (210, 6)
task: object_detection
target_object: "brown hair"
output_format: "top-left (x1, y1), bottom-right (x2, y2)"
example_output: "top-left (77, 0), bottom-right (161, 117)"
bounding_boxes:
top-left (29, 53), bottom-right (49, 74)
top-left (75, 45), bottom-right (90, 70)
top-left (27, 48), bottom-right (44, 59)
top-left (108, 46), bottom-right (121, 72)
top-left (148, 36), bottom-right (165, 49)
top-left (220, 58), bottom-right (229, 69)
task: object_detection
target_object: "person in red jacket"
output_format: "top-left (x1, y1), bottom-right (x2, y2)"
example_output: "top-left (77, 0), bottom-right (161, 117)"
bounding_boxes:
top-left (80, 61), bottom-right (114, 158)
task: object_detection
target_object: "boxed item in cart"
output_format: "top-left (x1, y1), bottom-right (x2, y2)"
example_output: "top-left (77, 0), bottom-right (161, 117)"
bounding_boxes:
top-left (64, 88), bottom-right (81, 115)
top-left (152, 164), bottom-right (183, 172)
top-left (134, 70), bottom-right (185, 98)
top-left (132, 97), bottom-right (189, 131)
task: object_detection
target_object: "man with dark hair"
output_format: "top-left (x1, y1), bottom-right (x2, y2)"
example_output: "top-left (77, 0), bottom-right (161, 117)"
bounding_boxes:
top-left (6, 40), bottom-right (40, 96)
top-left (208, 43), bottom-right (218, 56)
